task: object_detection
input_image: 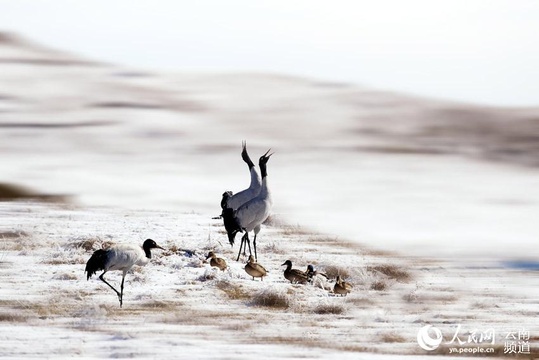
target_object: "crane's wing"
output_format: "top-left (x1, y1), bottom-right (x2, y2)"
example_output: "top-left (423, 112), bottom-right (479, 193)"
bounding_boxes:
top-left (235, 198), bottom-right (271, 230)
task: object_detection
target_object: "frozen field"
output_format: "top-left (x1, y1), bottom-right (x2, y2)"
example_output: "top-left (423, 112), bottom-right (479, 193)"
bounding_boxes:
top-left (1, 33), bottom-right (538, 358)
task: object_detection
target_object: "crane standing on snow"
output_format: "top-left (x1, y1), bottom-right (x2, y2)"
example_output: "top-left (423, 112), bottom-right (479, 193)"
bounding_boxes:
top-left (85, 239), bottom-right (165, 307)
top-left (223, 149), bottom-right (273, 261)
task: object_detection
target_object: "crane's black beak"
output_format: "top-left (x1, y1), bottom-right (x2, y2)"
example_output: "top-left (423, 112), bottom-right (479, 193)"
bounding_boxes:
top-left (263, 148), bottom-right (274, 159)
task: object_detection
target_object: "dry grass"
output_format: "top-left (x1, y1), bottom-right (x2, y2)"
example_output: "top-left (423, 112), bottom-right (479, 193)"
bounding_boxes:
top-left (262, 241), bottom-right (286, 255)
top-left (216, 280), bottom-right (251, 300)
top-left (339, 344), bottom-right (374, 353)
top-left (257, 335), bottom-right (371, 353)
top-left (405, 293), bottom-right (458, 304)
top-left (199, 267), bottom-right (218, 281)
top-left (0, 230), bottom-right (29, 239)
top-left (139, 300), bottom-right (180, 311)
top-left (346, 297), bottom-right (376, 307)
top-left (371, 281), bottom-right (388, 291)
top-left (251, 288), bottom-right (290, 309)
top-left (44, 254), bottom-right (85, 265)
top-left (160, 308), bottom-right (238, 326)
top-left (313, 303), bottom-right (345, 315)
top-left (280, 224), bottom-right (315, 236)
top-left (219, 321), bottom-right (253, 332)
top-left (368, 264), bottom-right (412, 282)
top-left (52, 272), bottom-right (78, 280)
top-left (9, 299), bottom-right (68, 318)
top-left (0, 313), bottom-right (28, 322)
top-left (2, 235), bottom-right (39, 252)
top-left (379, 332), bottom-right (406, 343)
top-left (402, 291), bottom-right (417, 302)
top-left (66, 237), bottom-right (100, 252)
top-left (324, 265), bottom-right (351, 279)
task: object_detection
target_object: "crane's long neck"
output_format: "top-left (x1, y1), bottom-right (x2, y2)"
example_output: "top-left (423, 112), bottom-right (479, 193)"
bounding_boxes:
top-left (249, 166), bottom-right (262, 190)
top-left (142, 246), bottom-right (152, 259)
top-left (260, 161), bottom-right (267, 179)
top-left (258, 166), bottom-right (271, 199)
top-left (244, 156), bottom-right (255, 169)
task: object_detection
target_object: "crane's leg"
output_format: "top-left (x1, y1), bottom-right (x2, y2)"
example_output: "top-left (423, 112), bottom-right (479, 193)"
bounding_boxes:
top-left (236, 233), bottom-right (250, 261)
top-left (243, 233), bottom-right (249, 256)
top-left (236, 235), bottom-right (244, 261)
top-left (253, 225), bottom-right (261, 261)
top-left (253, 233), bottom-right (258, 261)
top-left (245, 233), bottom-right (252, 258)
top-left (99, 272), bottom-right (121, 301)
top-left (236, 233), bottom-right (246, 261)
top-left (119, 274), bottom-right (126, 308)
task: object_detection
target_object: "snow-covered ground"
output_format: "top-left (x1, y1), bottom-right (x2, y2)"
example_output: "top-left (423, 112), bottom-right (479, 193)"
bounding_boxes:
top-left (1, 33), bottom-right (538, 358)
top-left (2, 202), bottom-right (538, 358)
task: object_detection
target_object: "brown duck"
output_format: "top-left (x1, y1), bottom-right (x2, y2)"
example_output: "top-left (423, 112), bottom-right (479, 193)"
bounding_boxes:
top-left (206, 251), bottom-right (227, 271)
top-left (281, 260), bottom-right (309, 284)
top-left (244, 255), bottom-right (267, 280)
top-left (333, 275), bottom-right (353, 296)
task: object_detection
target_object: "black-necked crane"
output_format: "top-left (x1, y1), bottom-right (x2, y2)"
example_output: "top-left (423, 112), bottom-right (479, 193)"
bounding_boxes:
top-left (282, 260), bottom-right (309, 284)
top-left (85, 239), bottom-right (165, 307)
top-left (244, 255), bottom-right (267, 280)
top-left (223, 149), bottom-right (273, 261)
top-left (221, 141), bottom-right (262, 213)
top-left (333, 275), bottom-right (353, 296)
top-left (306, 264), bottom-right (329, 281)
top-left (306, 264), bottom-right (331, 290)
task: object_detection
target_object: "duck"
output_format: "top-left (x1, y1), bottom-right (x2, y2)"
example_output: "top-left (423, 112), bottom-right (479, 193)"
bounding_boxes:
top-left (281, 260), bottom-right (309, 284)
top-left (333, 275), bottom-right (353, 296)
top-left (205, 251), bottom-right (227, 271)
top-left (244, 255), bottom-right (267, 280)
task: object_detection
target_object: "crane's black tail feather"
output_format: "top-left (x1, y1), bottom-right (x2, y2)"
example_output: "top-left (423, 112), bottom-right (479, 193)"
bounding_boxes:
top-left (222, 207), bottom-right (242, 246)
top-left (85, 249), bottom-right (108, 280)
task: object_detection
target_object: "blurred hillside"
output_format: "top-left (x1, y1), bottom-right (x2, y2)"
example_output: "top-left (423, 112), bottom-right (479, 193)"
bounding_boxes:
top-left (1, 32), bottom-right (538, 167)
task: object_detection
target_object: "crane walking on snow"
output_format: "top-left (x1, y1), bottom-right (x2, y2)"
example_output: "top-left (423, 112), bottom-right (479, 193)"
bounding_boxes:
top-left (85, 239), bottom-right (165, 307)
top-left (223, 149), bottom-right (273, 261)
